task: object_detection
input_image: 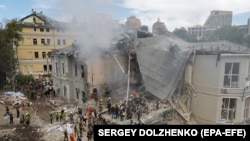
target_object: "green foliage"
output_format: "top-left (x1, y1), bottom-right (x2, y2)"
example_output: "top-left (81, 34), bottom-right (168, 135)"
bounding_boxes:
top-left (5, 20), bottom-right (23, 46)
top-left (214, 25), bottom-right (244, 44)
top-left (173, 27), bottom-right (197, 42)
top-left (0, 19), bottom-right (23, 88)
top-left (15, 73), bottom-right (34, 85)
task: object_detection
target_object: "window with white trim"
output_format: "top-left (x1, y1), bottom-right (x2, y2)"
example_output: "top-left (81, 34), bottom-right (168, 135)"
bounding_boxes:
top-left (223, 62), bottom-right (239, 88)
top-left (244, 97), bottom-right (250, 120)
top-left (221, 98), bottom-right (236, 121)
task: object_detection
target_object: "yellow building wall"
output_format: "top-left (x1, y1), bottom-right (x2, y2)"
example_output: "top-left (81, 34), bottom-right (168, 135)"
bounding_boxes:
top-left (18, 15), bottom-right (75, 78)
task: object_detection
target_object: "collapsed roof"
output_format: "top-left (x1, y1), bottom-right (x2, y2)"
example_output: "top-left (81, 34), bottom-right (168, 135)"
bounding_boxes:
top-left (134, 33), bottom-right (192, 100)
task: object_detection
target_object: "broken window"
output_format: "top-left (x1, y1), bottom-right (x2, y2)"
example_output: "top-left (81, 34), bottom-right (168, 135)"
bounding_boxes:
top-left (244, 97), bottom-right (250, 120)
top-left (223, 62), bottom-right (239, 88)
top-left (221, 98), bottom-right (236, 121)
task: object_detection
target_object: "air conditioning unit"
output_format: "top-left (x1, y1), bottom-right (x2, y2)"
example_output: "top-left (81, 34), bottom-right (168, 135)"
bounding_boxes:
top-left (221, 88), bottom-right (228, 94)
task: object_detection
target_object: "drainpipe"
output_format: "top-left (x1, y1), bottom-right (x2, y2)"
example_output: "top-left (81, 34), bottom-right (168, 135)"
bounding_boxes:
top-left (242, 87), bottom-right (246, 101)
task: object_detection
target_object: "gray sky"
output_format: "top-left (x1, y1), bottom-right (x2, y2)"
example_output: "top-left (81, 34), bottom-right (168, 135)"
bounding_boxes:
top-left (0, 0), bottom-right (249, 32)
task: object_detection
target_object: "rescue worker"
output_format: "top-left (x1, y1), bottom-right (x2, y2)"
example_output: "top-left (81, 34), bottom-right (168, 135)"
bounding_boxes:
top-left (92, 108), bottom-right (98, 124)
top-left (98, 99), bottom-right (103, 112)
top-left (50, 112), bottom-right (54, 124)
top-left (55, 111), bottom-right (59, 122)
top-left (25, 112), bottom-right (30, 126)
top-left (74, 124), bottom-right (78, 137)
top-left (87, 106), bottom-right (93, 122)
top-left (62, 113), bottom-right (67, 124)
top-left (110, 104), bottom-right (115, 118)
top-left (69, 133), bottom-right (75, 141)
top-left (9, 112), bottom-right (14, 124)
top-left (78, 107), bottom-right (82, 115)
top-left (87, 130), bottom-right (92, 141)
top-left (120, 109), bottom-right (125, 121)
top-left (69, 112), bottom-right (74, 124)
top-left (20, 113), bottom-right (24, 124)
top-left (5, 105), bottom-right (9, 116)
top-left (60, 109), bottom-right (64, 122)
top-left (107, 97), bottom-right (112, 114)
top-left (16, 107), bottom-right (20, 118)
top-left (83, 114), bottom-right (87, 125)
top-left (79, 122), bottom-right (84, 137)
top-left (137, 109), bottom-right (142, 122)
top-left (77, 136), bottom-right (82, 141)
top-left (63, 129), bottom-right (68, 141)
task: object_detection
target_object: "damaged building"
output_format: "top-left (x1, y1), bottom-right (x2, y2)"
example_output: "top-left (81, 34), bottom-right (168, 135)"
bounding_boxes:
top-left (51, 30), bottom-right (250, 125)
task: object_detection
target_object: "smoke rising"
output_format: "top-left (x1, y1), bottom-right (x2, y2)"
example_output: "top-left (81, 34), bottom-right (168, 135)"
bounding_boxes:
top-left (56, 0), bottom-right (121, 60)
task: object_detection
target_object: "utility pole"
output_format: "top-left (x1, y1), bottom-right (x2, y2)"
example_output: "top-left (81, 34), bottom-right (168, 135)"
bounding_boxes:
top-left (126, 52), bottom-right (131, 106)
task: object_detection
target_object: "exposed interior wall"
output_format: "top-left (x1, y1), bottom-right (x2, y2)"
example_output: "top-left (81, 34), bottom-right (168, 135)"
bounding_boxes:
top-left (86, 53), bottom-right (128, 97)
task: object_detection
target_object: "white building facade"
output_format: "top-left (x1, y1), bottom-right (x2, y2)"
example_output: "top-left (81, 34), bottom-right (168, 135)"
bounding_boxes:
top-left (188, 42), bottom-right (250, 124)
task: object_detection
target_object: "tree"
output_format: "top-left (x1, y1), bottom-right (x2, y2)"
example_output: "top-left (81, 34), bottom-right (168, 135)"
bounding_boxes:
top-left (173, 27), bottom-right (197, 42)
top-left (0, 19), bottom-right (23, 88)
top-left (214, 25), bottom-right (244, 44)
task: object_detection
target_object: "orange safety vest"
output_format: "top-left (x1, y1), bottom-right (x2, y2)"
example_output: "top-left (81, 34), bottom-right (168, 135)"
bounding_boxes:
top-left (87, 107), bottom-right (93, 117)
top-left (69, 134), bottom-right (75, 141)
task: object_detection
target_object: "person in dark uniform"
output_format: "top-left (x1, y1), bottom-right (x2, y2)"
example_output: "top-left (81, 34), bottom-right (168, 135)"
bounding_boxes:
top-left (16, 107), bottom-right (20, 118)
top-left (9, 112), bottom-right (14, 124)
top-left (87, 130), bottom-right (92, 141)
top-left (63, 129), bottom-right (68, 141)
top-left (5, 105), bottom-right (9, 116)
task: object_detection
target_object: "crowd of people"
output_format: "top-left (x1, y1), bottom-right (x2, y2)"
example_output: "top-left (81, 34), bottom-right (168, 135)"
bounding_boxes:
top-left (4, 105), bottom-right (31, 126)
top-left (1, 84), bottom-right (162, 141)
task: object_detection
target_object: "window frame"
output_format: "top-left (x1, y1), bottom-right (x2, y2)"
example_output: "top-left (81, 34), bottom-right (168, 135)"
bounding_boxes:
top-left (223, 62), bottom-right (240, 88)
top-left (221, 98), bottom-right (237, 121)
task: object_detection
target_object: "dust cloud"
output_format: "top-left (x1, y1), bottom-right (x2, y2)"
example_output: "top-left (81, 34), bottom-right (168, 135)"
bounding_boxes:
top-left (55, 0), bottom-right (122, 60)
